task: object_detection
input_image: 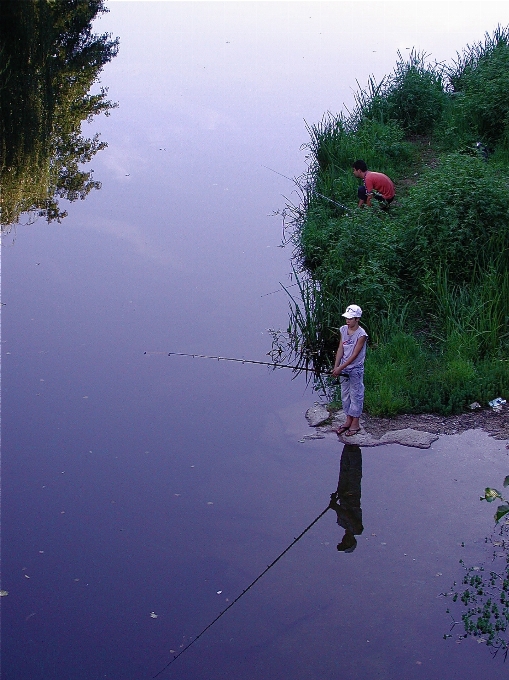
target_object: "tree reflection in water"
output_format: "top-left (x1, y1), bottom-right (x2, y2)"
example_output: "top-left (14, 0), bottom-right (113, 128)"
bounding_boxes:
top-left (0, 0), bottom-right (119, 229)
top-left (329, 444), bottom-right (364, 553)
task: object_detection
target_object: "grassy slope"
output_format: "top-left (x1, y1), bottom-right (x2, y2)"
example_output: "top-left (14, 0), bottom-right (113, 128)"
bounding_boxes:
top-left (287, 32), bottom-right (509, 416)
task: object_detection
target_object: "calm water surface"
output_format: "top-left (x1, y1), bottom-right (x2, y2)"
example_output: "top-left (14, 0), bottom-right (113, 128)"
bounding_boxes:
top-left (4, 4), bottom-right (509, 679)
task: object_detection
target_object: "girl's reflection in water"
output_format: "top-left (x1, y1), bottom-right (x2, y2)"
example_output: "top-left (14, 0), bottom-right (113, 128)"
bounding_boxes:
top-left (329, 445), bottom-right (364, 553)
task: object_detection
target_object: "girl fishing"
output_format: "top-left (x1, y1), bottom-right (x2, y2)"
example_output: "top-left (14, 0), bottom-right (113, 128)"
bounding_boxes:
top-left (331, 305), bottom-right (368, 437)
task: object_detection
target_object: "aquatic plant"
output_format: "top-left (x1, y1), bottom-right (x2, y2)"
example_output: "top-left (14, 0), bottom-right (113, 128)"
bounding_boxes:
top-left (444, 476), bottom-right (509, 655)
top-left (268, 269), bottom-right (344, 381)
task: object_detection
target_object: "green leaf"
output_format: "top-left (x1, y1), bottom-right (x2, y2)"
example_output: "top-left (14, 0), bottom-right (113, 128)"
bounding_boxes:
top-left (495, 504), bottom-right (509, 523)
top-left (482, 488), bottom-right (502, 502)
top-left (503, 476), bottom-right (509, 488)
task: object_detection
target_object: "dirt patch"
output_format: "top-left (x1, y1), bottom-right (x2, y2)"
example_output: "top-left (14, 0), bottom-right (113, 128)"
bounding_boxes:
top-left (358, 406), bottom-right (509, 441)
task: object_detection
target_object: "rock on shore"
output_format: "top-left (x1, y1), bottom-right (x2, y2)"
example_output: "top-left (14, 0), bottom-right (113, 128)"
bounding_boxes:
top-left (303, 404), bottom-right (509, 449)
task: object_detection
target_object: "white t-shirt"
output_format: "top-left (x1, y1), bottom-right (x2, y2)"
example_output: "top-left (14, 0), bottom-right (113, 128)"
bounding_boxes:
top-left (340, 325), bottom-right (368, 369)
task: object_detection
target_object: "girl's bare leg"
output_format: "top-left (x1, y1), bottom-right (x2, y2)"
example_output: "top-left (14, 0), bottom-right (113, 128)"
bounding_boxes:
top-left (349, 417), bottom-right (360, 431)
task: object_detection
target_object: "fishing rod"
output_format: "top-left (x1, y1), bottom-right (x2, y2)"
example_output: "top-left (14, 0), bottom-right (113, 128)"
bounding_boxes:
top-left (314, 190), bottom-right (351, 214)
top-left (143, 351), bottom-right (349, 378)
top-left (145, 351), bottom-right (309, 371)
top-left (152, 502), bottom-right (332, 678)
top-left (263, 165), bottom-right (351, 214)
top-left (261, 281), bottom-right (299, 297)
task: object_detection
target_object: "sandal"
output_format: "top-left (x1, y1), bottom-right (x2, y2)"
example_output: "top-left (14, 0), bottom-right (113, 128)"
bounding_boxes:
top-left (345, 428), bottom-right (361, 437)
top-left (336, 425), bottom-right (350, 436)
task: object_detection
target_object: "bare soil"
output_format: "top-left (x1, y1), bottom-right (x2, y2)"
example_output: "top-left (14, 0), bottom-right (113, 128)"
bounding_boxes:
top-left (359, 405), bottom-right (509, 441)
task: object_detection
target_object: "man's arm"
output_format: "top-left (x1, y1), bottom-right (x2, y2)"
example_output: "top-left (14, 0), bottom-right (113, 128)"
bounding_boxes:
top-left (364, 173), bottom-right (373, 206)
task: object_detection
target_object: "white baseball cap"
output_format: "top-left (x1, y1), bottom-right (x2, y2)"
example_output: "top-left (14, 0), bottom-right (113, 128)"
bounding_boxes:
top-left (342, 304), bottom-right (362, 318)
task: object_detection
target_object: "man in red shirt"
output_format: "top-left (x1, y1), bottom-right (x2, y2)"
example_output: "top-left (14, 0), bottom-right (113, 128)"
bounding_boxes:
top-left (352, 160), bottom-right (395, 208)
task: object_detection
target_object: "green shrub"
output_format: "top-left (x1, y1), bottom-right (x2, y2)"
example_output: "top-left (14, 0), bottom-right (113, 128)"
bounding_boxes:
top-left (298, 206), bottom-right (408, 366)
top-left (349, 51), bottom-right (447, 137)
top-left (426, 265), bottom-right (509, 359)
top-left (400, 154), bottom-right (509, 290)
top-left (385, 50), bottom-right (447, 135)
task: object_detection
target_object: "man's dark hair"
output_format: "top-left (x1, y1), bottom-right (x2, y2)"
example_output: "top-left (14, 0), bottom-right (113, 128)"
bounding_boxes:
top-left (353, 160), bottom-right (368, 172)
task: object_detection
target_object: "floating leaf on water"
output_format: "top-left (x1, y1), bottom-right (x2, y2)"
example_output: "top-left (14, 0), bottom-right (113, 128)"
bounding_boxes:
top-left (0, 590), bottom-right (8, 597)
top-left (495, 504), bottom-right (509, 523)
top-left (482, 488), bottom-right (502, 502)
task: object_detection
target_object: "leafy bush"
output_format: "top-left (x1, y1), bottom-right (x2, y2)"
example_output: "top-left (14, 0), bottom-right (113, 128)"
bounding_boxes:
top-left (385, 50), bottom-right (447, 135)
top-left (315, 209), bottom-right (403, 314)
top-left (400, 154), bottom-right (509, 289)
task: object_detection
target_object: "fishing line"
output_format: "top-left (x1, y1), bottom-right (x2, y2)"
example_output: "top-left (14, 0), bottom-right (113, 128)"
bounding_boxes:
top-left (152, 503), bottom-right (332, 678)
top-left (143, 351), bottom-right (349, 378)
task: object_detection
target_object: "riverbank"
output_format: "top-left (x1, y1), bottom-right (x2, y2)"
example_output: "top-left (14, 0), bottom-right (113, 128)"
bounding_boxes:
top-left (305, 403), bottom-right (509, 448)
top-left (281, 30), bottom-right (509, 417)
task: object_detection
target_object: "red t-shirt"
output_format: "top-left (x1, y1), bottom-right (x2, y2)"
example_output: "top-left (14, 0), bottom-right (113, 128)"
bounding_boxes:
top-left (364, 171), bottom-right (395, 200)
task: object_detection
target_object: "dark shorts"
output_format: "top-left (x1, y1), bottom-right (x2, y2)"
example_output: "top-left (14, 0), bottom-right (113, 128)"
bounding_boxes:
top-left (358, 186), bottom-right (394, 206)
